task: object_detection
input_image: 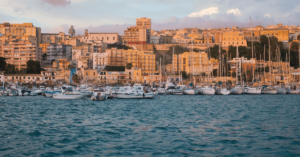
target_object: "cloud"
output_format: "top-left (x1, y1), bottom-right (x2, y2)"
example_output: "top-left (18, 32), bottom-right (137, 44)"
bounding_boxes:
top-left (41, 0), bottom-right (71, 7)
top-left (226, 8), bottom-right (242, 16)
top-left (264, 14), bottom-right (271, 18)
top-left (188, 7), bottom-right (219, 17)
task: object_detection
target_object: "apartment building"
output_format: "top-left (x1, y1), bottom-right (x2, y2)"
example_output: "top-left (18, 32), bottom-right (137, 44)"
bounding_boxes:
top-left (166, 52), bottom-right (219, 74)
top-left (260, 29), bottom-right (289, 41)
top-left (136, 17), bottom-right (151, 30)
top-left (0, 40), bottom-right (42, 70)
top-left (222, 31), bottom-right (247, 47)
top-left (40, 43), bottom-right (72, 64)
top-left (124, 26), bottom-right (150, 44)
top-left (81, 30), bottom-right (120, 44)
top-left (105, 48), bottom-right (156, 74)
top-left (0, 22), bottom-right (41, 45)
top-left (92, 52), bottom-right (107, 70)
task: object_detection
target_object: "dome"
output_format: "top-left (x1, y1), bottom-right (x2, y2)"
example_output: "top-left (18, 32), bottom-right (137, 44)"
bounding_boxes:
top-left (68, 25), bottom-right (75, 35)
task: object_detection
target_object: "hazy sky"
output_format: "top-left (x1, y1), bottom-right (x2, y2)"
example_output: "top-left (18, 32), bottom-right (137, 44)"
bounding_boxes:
top-left (1, 0), bottom-right (300, 35)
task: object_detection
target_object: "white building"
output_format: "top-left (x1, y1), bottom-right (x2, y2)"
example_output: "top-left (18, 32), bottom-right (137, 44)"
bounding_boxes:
top-left (45, 44), bottom-right (72, 64)
top-left (150, 36), bottom-right (160, 44)
top-left (92, 53), bottom-right (107, 70)
top-left (80, 30), bottom-right (120, 44)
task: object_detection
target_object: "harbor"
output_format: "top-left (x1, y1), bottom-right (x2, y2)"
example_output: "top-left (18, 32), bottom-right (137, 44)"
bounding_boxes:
top-left (0, 93), bottom-right (299, 156)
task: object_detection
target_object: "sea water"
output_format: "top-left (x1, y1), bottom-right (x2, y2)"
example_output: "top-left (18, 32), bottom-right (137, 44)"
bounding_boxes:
top-left (0, 95), bottom-right (299, 156)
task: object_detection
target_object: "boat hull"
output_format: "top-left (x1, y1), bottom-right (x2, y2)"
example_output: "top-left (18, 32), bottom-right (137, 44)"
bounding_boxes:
top-left (183, 90), bottom-right (198, 95)
top-left (199, 89), bottom-right (215, 95)
top-left (230, 88), bottom-right (243, 95)
top-left (261, 90), bottom-right (277, 94)
top-left (118, 93), bottom-right (154, 99)
top-left (53, 94), bottom-right (86, 99)
top-left (244, 88), bottom-right (261, 95)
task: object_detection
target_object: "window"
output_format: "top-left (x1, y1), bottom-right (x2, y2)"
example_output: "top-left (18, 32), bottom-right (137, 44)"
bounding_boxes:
top-left (107, 37), bottom-right (109, 40)
top-left (113, 37), bottom-right (115, 40)
top-left (28, 77), bottom-right (30, 79)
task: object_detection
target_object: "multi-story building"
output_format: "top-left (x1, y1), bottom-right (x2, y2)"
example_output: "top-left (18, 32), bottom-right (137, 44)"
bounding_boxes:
top-left (0, 40), bottom-right (42, 70)
top-left (81, 30), bottom-right (120, 44)
top-left (260, 29), bottom-right (289, 41)
top-left (40, 43), bottom-right (72, 64)
top-left (222, 31), bottom-right (247, 47)
top-left (105, 48), bottom-right (156, 74)
top-left (166, 52), bottom-right (219, 74)
top-left (136, 17), bottom-right (151, 30)
top-left (0, 22), bottom-right (41, 45)
top-left (72, 43), bottom-right (103, 69)
top-left (41, 33), bottom-right (62, 44)
top-left (92, 52), bottom-right (107, 70)
top-left (124, 26), bottom-right (150, 44)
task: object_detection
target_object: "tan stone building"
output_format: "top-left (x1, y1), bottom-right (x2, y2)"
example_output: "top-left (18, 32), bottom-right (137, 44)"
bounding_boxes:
top-left (136, 17), bottom-right (151, 30)
top-left (222, 31), bottom-right (247, 47)
top-left (0, 22), bottom-right (41, 45)
top-left (0, 40), bottom-right (42, 70)
top-left (260, 29), bottom-right (289, 41)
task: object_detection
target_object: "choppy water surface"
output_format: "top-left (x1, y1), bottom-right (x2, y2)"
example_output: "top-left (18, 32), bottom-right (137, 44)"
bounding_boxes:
top-left (0, 95), bottom-right (300, 156)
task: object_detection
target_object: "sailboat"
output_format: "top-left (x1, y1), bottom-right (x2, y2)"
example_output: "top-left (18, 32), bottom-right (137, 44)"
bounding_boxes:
top-left (261, 40), bottom-right (277, 94)
top-left (231, 45), bottom-right (243, 94)
top-left (183, 82), bottom-right (198, 95)
top-left (245, 17), bottom-right (262, 95)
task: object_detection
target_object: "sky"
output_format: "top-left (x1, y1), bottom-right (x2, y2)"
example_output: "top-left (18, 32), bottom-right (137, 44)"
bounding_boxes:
top-left (1, 0), bottom-right (300, 35)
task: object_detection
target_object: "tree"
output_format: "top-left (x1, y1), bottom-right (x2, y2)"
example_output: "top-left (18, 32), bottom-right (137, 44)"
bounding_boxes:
top-left (291, 42), bottom-right (299, 51)
top-left (209, 45), bottom-right (226, 59)
top-left (104, 66), bottom-right (125, 71)
top-left (72, 74), bottom-right (79, 83)
top-left (5, 64), bottom-right (16, 74)
top-left (126, 63), bottom-right (132, 69)
top-left (26, 60), bottom-right (41, 74)
top-left (181, 71), bottom-right (188, 79)
top-left (42, 53), bottom-right (47, 61)
top-left (0, 57), bottom-right (6, 71)
top-left (260, 35), bottom-right (268, 46)
top-left (107, 43), bottom-right (130, 50)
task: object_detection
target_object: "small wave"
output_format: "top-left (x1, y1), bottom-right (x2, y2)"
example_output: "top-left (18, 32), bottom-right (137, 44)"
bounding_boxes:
top-left (27, 130), bottom-right (42, 136)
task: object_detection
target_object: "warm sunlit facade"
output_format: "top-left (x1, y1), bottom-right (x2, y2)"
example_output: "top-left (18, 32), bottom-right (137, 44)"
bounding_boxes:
top-left (0, 40), bottom-right (42, 70)
top-left (222, 31), bottom-right (247, 47)
top-left (167, 52), bottom-right (219, 74)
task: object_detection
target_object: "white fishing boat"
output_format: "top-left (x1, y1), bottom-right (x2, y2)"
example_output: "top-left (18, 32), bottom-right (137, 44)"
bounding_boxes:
top-left (183, 88), bottom-right (198, 95)
top-left (198, 86), bottom-right (215, 95)
top-left (215, 88), bottom-right (231, 95)
top-left (171, 85), bottom-right (185, 95)
top-left (276, 88), bottom-right (287, 94)
top-left (230, 86), bottom-right (243, 95)
top-left (9, 90), bottom-right (18, 96)
top-left (286, 86), bottom-right (299, 94)
top-left (118, 84), bottom-right (155, 99)
top-left (53, 86), bottom-right (86, 99)
top-left (165, 83), bottom-right (176, 93)
top-left (91, 91), bottom-right (107, 101)
top-left (261, 86), bottom-right (277, 94)
top-left (157, 88), bottom-right (169, 95)
top-left (244, 87), bottom-right (261, 95)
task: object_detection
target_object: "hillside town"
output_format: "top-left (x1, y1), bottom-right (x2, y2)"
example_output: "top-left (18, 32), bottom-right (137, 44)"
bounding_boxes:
top-left (0, 17), bottom-right (300, 87)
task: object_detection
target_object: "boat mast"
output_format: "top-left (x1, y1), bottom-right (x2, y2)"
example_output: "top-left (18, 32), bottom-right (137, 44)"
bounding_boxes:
top-left (160, 57), bottom-right (161, 88)
top-left (264, 45), bottom-right (266, 83)
top-left (172, 46), bottom-right (174, 80)
top-left (236, 45), bottom-right (238, 86)
top-left (269, 36), bottom-right (271, 86)
top-left (250, 17), bottom-right (254, 83)
top-left (289, 45), bottom-right (291, 84)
